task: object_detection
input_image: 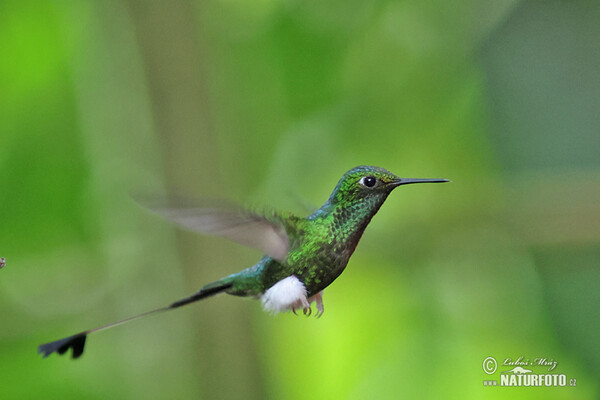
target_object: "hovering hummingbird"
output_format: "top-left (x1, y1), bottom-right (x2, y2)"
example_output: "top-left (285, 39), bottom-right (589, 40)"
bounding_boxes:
top-left (38, 166), bottom-right (448, 359)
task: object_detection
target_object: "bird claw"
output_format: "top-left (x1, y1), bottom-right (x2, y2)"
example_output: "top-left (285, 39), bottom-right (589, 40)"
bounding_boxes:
top-left (315, 306), bottom-right (323, 318)
top-left (293, 306), bottom-right (312, 316)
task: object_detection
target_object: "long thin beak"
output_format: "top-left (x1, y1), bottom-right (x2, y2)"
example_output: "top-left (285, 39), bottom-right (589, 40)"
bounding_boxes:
top-left (391, 178), bottom-right (450, 186)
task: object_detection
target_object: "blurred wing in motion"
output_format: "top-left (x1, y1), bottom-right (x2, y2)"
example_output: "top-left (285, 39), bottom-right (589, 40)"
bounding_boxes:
top-left (146, 200), bottom-right (292, 262)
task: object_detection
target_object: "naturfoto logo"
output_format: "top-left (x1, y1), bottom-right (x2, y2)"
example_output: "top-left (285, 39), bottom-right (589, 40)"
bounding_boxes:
top-left (482, 356), bottom-right (577, 388)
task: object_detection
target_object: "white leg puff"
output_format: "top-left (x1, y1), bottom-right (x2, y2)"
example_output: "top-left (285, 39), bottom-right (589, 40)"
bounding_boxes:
top-left (261, 276), bottom-right (309, 314)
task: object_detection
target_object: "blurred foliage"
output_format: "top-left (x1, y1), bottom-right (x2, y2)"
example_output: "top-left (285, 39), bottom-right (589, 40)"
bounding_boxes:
top-left (0, 0), bottom-right (598, 399)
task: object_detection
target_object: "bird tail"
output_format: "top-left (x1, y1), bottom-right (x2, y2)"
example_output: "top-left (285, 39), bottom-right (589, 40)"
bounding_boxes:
top-left (168, 278), bottom-right (234, 308)
top-left (38, 279), bottom-right (234, 359)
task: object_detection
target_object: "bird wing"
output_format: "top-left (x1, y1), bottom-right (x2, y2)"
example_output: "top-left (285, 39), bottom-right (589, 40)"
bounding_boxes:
top-left (145, 200), bottom-right (298, 262)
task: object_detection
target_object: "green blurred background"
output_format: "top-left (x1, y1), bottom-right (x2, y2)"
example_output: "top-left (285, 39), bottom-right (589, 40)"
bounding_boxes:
top-left (1, 0), bottom-right (599, 399)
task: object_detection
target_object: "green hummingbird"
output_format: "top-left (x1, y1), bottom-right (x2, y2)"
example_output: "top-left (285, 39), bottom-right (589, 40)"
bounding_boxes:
top-left (38, 166), bottom-right (448, 359)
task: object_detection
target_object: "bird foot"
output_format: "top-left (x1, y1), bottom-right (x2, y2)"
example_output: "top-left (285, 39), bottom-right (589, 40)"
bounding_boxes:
top-left (291, 295), bottom-right (310, 316)
top-left (308, 291), bottom-right (324, 318)
top-left (290, 291), bottom-right (324, 317)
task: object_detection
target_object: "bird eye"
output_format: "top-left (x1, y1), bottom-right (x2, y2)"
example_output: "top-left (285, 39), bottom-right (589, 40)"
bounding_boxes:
top-left (359, 176), bottom-right (377, 188)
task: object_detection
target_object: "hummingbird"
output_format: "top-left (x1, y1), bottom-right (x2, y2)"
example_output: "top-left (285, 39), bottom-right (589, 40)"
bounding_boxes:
top-left (38, 166), bottom-right (448, 359)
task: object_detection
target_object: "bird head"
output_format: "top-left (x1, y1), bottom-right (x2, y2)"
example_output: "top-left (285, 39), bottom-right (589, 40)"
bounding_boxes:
top-left (327, 165), bottom-right (448, 208)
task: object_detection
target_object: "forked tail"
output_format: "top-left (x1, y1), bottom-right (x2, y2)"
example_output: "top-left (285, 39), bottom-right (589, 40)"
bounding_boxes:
top-left (38, 279), bottom-right (233, 359)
